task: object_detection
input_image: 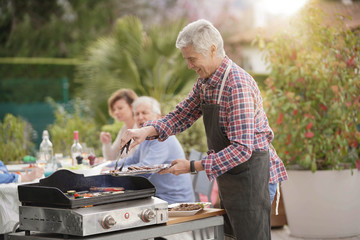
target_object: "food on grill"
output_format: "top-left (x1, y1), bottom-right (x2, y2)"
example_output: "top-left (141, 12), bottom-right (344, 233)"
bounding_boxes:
top-left (127, 165), bottom-right (161, 171)
top-left (89, 187), bottom-right (124, 192)
top-left (108, 164), bottom-right (170, 176)
top-left (65, 187), bottom-right (125, 199)
top-left (67, 190), bottom-right (76, 196)
top-left (169, 203), bottom-right (203, 211)
top-left (74, 193), bottom-right (85, 198)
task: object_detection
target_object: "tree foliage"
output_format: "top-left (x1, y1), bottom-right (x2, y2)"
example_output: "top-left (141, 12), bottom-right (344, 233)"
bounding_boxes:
top-left (76, 15), bottom-right (197, 125)
top-left (0, 0), bottom-right (177, 58)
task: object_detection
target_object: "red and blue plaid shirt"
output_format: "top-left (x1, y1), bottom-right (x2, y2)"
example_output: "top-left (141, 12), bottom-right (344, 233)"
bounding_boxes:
top-left (145, 57), bottom-right (288, 183)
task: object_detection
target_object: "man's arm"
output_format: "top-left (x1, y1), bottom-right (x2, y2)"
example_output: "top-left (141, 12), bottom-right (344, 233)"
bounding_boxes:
top-left (145, 82), bottom-right (203, 141)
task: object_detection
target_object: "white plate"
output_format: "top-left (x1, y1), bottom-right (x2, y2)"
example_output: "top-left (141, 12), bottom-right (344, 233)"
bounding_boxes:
top-left (62, 166), bottom-right (102, 177)
top-left (108, 164), bottom-right (171, 176)
top-left (168, 202), bottom-right (211, 217)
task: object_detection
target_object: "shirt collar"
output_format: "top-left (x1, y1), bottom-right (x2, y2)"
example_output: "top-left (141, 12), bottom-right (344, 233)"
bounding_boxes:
top-left (200, 56), bottom-right (231, 88)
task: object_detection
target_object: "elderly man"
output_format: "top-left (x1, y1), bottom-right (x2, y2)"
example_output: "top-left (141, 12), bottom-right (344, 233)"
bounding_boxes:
top-left (107, 96), bottom-right (194, 204)
top-left (121, 20), bottom-right (288, 239)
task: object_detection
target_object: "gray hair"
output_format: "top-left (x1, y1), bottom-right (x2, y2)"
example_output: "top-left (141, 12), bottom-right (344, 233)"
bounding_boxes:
top-left (176, 19), bottom-right (225, 58)
top-left (132, 96), bottom-right (161, 115)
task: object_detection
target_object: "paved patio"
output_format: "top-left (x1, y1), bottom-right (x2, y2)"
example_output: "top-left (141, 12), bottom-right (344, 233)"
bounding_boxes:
top-left (161, 225), bottom-right (360, 240)
top-left (272, 226), bottom-right (360, 240)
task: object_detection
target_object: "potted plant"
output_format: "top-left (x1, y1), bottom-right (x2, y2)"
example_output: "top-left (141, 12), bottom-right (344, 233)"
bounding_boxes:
top-left (259, 3), bottom-right (360, 238)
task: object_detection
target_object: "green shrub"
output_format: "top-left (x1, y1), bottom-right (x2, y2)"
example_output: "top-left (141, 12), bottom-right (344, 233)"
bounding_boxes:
top-left (259, 3), bottom-right (360, 171)
top-left (0, 113), bottom-right (35, 163)
top-left (46, 98), bottom-right (101, 157)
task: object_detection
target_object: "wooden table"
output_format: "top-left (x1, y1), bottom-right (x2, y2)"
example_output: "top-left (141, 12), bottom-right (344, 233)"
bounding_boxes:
top-left (168, 208), bottom-right (226, 225)
top-left (7, 208), bottom-right (226, 240)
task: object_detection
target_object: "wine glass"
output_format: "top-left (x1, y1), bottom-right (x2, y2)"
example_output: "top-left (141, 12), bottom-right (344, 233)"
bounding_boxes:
top-left (87, 148), bottom-right (96, 166)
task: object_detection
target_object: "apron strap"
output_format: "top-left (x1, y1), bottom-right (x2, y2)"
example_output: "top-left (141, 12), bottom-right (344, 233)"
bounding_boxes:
top-left (217, 60), bottom-right (232, 104)
top-left (275, 183), bottom-right (280, 215)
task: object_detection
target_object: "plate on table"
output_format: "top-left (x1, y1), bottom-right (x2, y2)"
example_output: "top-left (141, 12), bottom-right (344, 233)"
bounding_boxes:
top-left (62, 165), bottom-right (102, 177)
top-left (108, 164), bottom-right (171, 176)
top-left (168, 202), bottom-right (211, 217)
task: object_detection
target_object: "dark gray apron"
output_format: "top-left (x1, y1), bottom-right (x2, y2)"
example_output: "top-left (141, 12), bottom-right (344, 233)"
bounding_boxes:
top-left (201, 62), bottom-right (271, 239)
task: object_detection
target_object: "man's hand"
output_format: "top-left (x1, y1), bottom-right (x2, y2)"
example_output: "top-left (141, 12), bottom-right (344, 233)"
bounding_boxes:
top-left (158, 159), bottom-right (201, 175)
top-left (120, 126), bottom-right (158, 150)
top-left (100, 132), bottom-right (111, 144)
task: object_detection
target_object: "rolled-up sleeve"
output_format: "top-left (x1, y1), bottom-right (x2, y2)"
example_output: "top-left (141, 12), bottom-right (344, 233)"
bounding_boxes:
top-left (144, 82), bottom-right (203, 141)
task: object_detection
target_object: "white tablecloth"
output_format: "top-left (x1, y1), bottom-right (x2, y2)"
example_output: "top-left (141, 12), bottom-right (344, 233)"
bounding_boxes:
top-left (0, 182), bottom-right (21, 234)
top-left (0, 176), bottom-right (44, 234)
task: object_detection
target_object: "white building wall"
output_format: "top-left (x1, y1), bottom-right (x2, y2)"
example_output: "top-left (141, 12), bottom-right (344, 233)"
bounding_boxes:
top-left (241, 45), bottom-right (270, 74)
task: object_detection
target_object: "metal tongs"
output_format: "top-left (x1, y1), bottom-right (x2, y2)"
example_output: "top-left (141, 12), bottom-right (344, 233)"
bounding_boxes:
top-left (114, 140), bottom-right (131, 171)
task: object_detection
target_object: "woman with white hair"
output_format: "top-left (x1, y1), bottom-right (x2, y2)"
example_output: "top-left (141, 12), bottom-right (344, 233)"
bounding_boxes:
top-left (120, 19), bottom-right (288, 240)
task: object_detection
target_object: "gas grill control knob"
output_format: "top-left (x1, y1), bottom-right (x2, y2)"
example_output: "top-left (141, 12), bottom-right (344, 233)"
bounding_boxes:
top-left (141, 209), bottom-right (155, 222)
top-left (102, 215), bottom-right (116, 229)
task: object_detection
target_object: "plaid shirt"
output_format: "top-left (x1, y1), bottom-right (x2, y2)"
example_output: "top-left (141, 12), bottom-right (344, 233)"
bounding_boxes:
top-left (145, 57), bottom-right (288, 183)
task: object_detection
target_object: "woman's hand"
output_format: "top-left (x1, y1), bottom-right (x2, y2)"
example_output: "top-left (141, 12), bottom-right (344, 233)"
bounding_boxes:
top-left (100, 132), bottom-right (111, 144)
top-left (21, 166), bottom-right (44, 182)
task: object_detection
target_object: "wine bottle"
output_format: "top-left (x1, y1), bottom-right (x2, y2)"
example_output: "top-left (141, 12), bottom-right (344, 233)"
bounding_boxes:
top-left (71, 131), bottom-right (83, 165)
top-left (38, 130), bottom-right (54, 170)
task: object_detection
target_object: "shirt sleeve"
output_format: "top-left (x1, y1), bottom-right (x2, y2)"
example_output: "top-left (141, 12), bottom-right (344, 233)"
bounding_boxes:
top-left (0, 173), bottom-right (20, 184)
top-left (0, 161), bottom-right (20, 183)
top-left (0, 170), bottom-right (20, 184)
top-left (144, 82), bottom-right (203, 141)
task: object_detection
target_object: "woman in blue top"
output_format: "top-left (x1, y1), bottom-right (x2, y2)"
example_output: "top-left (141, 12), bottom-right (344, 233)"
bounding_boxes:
top-left (107, 96), bottom-right (194, 204)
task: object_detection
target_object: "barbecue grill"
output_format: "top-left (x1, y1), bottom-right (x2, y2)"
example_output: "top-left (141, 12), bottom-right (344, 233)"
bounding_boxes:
top-left (17, 169), bottom-right (168, 237)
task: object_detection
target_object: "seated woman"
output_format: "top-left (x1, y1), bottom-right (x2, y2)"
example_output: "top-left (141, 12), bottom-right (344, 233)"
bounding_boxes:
top-left (100, 89), bottom-right (139, 160)
top-left (107, 96), bottom-right (195, 204)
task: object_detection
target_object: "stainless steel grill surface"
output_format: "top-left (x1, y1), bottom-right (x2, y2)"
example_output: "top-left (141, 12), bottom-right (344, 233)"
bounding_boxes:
top-left (17, 170), bottom-right (168, 237)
